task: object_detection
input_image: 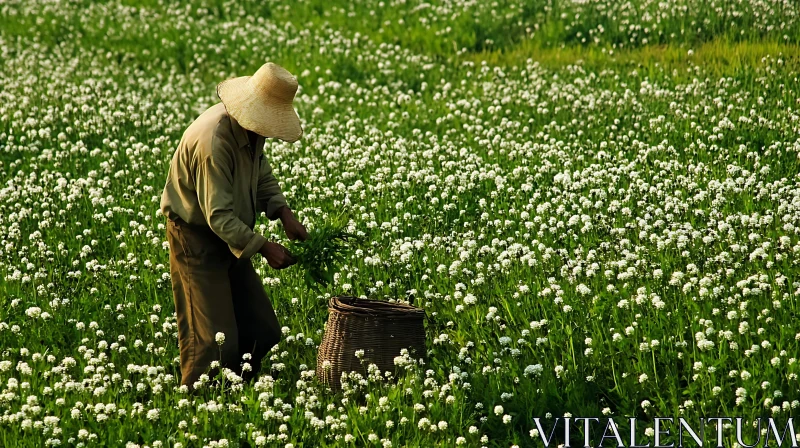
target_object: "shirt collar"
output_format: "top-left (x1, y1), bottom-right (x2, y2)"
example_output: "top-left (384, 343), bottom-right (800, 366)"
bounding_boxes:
top-left (229, 113), bottom-right (265, 154)
top-left (228, 113), bottom-right (251, 149)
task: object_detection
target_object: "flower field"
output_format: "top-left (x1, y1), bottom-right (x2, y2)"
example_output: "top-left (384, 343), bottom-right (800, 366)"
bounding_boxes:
top-left (2, 0), bottom-right (800, 446)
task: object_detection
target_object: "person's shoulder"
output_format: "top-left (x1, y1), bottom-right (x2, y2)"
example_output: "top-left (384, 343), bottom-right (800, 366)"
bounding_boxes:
top-left (185, 103), bottom-right (232, 140)
top-left (185, 103), bottom-right (236, 159)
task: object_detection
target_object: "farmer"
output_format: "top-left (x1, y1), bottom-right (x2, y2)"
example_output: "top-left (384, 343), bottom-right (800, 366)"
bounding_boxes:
top-left (160, 62), bottom-right (309, 389)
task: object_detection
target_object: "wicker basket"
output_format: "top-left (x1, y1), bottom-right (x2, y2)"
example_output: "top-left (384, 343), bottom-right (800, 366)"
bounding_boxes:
top-left (316, 296), bottom-right (427, 390)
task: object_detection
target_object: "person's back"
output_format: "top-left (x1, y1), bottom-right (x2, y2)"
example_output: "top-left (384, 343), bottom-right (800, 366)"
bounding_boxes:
top-left (161, 102), bottom-right (230, 227)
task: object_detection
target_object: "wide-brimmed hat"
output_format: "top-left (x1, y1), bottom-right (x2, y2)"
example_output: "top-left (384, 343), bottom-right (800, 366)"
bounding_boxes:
top-left (216, 62), bottom-right (303, 143)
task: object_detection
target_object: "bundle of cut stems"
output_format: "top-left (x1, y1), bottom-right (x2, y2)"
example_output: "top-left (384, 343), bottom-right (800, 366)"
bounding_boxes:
top-left (288, 213), bottom-right (360, 292)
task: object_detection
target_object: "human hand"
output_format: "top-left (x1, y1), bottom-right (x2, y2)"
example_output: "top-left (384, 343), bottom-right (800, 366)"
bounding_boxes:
top-left (259, 241), bottom-right (297, 270)
top-left (279, 207), bottom-right (309, 241)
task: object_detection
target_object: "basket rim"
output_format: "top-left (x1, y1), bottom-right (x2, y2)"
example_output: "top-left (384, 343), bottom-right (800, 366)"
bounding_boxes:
top-left (328, 295), bottom-right (426, 318)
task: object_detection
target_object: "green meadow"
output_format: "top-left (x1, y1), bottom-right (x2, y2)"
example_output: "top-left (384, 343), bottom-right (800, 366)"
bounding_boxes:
top-left (1, 0), bottom-right (800, 446)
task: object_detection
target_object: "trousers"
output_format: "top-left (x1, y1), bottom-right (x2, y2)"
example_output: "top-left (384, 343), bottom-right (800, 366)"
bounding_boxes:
top-left (166, 217), bottom-right (281, 388)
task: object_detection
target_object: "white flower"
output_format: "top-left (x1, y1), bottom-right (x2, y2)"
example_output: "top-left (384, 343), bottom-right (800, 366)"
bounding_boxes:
top-left (215, 332), bottom-right (226, 345)
top-left (463, 294), bottom-right (477, 305)
top-left (524, 364), bottom-right (543, 377)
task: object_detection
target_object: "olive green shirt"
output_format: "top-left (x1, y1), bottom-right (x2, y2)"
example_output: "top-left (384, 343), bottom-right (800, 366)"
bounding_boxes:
top-left (160, 102), bottom-right (289, 259)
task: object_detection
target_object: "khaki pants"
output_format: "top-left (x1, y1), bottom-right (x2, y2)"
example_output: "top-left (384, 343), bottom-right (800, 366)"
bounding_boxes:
top-left (166, 218), bottom-right (281, 388)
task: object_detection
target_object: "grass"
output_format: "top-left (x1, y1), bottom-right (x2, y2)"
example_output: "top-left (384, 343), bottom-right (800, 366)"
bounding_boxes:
top-left (463, 38), bottom-right (800, 76)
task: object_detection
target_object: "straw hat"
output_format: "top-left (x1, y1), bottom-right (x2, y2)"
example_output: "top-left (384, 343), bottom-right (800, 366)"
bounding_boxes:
top-left (216, 62), bottom-right (303, 143)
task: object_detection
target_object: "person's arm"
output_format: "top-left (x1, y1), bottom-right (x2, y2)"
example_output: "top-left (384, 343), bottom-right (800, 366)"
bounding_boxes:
top-left (258, 156), bottom-right (309, 241)
top-left (257, 155), bottom-right (289, 220)
top-left (195, 143), bottom-right (267, 259)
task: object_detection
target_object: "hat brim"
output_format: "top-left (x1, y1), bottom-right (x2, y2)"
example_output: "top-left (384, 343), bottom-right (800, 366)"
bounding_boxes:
top-left (217, 76), bottom-right (303, 143)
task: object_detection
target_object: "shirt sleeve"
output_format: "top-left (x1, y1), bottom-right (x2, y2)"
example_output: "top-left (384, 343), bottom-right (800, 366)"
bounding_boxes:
top-left (195, 142), bottom-right (267, 259)
top-left (257, 155), bottom-right (289, 220)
